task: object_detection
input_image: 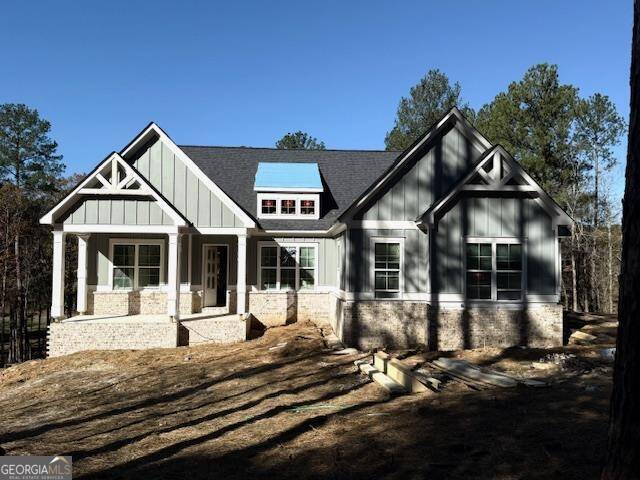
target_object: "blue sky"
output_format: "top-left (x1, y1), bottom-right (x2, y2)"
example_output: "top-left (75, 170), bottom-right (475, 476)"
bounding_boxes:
top-left (0, 1), bottom-right (631, 202)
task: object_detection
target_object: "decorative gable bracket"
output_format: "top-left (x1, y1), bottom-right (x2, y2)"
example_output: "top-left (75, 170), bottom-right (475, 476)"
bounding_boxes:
top-left (40, 152), bottom-right (188, 226)
top-left (417, 145), bottom-right (573, 231)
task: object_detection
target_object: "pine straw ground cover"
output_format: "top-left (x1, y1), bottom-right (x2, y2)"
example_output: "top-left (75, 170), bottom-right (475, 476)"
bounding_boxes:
top-left (0, 316), bottom-right (615, 480)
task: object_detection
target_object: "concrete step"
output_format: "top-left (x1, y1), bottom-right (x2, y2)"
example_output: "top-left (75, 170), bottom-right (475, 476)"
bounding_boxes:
top-left (357, 361), bottom-right (406, 394)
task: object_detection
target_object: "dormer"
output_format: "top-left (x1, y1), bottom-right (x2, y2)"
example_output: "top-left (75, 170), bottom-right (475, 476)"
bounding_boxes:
top-left (254, 162), bottom-right (322, 220)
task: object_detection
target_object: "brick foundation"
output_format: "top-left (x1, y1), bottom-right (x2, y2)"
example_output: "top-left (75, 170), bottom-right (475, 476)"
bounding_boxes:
top-left (180, 315), bottom-right (250, 345)
top-left (248, 291), bottom-right (331, 328)
top-left (92, 290), bottom-right (202, 316)
top-left (341, 301), bottom-right (563, 350)
top-left (47, 320), bottom-right (180, 357)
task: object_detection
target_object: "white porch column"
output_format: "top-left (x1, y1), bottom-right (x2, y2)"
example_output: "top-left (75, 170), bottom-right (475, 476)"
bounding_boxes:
top-left (236, 233), bottom-right (247, 315)
top-left (76, 233), bottom-right (91, 314)
top-left (51, 230), bottom-right (66, 320)
top-left (167, 232), bottom-right (182, 320)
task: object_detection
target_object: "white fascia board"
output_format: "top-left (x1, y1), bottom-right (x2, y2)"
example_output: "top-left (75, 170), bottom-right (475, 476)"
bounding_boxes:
top-left (121, 123), bottom-right (256, 228)
top-left (341, 107), bottom-right (492, 222)
top-left (62, 224), bottom-right (180, 234)
top-left (254, 187), bottom-right (324, 193)
top-left (194, 227), bottom-right (249, 236)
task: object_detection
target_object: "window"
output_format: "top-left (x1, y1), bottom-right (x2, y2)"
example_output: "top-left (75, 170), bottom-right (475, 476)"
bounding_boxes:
top-left (256, 194), bottom-right (320, 219)
top-left (261, 199), bottom-right (276, 215)
top-left (281, 199), bottom-right (296, 215)
top-left (373, 241), bottom-right (401, 299)
top-left (258, 243), bottom-right (317, 290)
top-left (466, 241), bottom-right (523, 301)
top-left (496, 244), bottom-right (522, 300)
top-left (111, 241), bottom-right (163, 289)
top-left (301, 199), bottom-right (315, 215)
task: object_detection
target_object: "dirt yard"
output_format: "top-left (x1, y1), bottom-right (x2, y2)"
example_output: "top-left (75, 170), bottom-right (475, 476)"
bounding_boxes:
top-left (0, 313), bottom-right (616, 479)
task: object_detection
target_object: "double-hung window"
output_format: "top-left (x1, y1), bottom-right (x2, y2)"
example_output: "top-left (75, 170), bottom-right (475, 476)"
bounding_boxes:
top-left (259, 243), bottom-right (317, 290)
top-left (372, 239), bottom-right (402, 299)
top-left (466, 240), bottom-right (523, 301)
top-left (111, 241), bottom-right (163, 290)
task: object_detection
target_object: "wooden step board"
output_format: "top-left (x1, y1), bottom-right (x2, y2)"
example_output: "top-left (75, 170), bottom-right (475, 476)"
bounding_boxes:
top-left (374, 352), bottom-right (440, 393)
top-left (356, 361), bottom-right (406, 394)
top-left (431, 358), bottom-right (518, 388)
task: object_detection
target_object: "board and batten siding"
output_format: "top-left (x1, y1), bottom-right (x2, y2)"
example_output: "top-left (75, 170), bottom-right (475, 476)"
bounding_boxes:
top-left (346, 229), bottom-right (429, 293)
top-left (132, 139), bottom-right (242, 228)
top-left (247, 236), bottom-right (340, 288)
top-left (433, 197), bottom-right (557, 296)
top-left (357, 125), bottom-right (484, 221)
top-left (63, 198), bottom-right (173, 225)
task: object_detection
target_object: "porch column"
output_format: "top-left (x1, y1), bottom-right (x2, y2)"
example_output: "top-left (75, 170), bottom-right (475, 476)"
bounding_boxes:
top-left (51, 230), bottom-right (66, 320)
top-left (167, 232), bottom-right (182, 320)
top-left (76, 233), bottom-right (91, 314)
top-left (236, 233), bottom-right (247, 314)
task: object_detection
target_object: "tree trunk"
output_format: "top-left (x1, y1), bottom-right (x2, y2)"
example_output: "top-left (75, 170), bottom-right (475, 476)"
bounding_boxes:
top-left (608, 221), bottom-right (614, 313)
top-left (12, 233), bottom-right (24, 362)
top-left (571, 231), bottom-right (578, 311)
top-left (602, 1), bottom-right (640, 477)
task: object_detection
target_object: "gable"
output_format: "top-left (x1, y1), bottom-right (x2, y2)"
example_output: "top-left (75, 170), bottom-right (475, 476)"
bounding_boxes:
top-left (62, 198), bottom-right (174, 226)
top-left (354, 122), bottom-right (485, 221)
top-left (128, 137), bottom-right (244, 228)
top-left (419, 145), bottom-right (573, 228)
top-left (40, 152), bottom-right (187, 226)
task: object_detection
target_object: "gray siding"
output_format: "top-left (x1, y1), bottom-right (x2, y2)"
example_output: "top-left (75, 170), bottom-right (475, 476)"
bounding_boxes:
top-left (346, 198), bottom-right (557, 297)
top-left (247, 236), bottom-right (340, 288)
top-left (63, 198), bottom-right (173, 225)
top-left (132, 138), bottom-right (243, 227)
top-left (433, 197), bottom-right (556, 296)
top-left (358, 125), bottom-right (484, 221)
top-left (346, 228), bottom-right (429, 293)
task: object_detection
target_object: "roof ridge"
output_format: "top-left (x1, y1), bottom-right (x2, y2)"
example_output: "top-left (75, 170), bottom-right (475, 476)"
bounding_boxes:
top-left (179, 144), bottom-right (400, 153)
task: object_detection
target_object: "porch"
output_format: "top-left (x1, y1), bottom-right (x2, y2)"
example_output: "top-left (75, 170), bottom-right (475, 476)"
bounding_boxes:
top-left (50, 228), bottom-right (250, 321)
top-left (47, 311), bottom-right (251, 357)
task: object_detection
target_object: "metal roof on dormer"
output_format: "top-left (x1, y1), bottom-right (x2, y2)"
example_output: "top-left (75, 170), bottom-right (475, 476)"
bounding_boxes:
top-left (254, 162), bottom-right (323, 192)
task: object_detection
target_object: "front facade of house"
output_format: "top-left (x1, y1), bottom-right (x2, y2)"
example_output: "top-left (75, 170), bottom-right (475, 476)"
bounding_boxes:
top-left (42, 108), bottom-right (572, 355)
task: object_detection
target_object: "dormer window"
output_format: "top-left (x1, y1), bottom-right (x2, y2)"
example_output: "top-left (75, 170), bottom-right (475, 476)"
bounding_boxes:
top-left (301, 199), bottom-right (315, 215)
top-left (281, 199), bottom-right (296, 215)
top-left (261, 199), bottom-right (276, 215)
top-left (254, 162), bottom-right (323, 220)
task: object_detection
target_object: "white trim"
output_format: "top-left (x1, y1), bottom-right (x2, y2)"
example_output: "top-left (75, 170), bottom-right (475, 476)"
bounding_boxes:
top-left (195, 227), bottom-right (249, 236)
top-left (62, 224), bottom-right (180, 234)
top-left (256, 241), bottom-right (319, 291)
top-left (257, 193), bottom-right (320, 220)
top-left (348, 220), bottom-right (419, 230)
top-left (167, 233), bottom-right (182, 318)
top-left (40, 152), bottom-right (187, 226)
top-left (254, 186), bottom-right (323, 193)
top-left (341, 107), bottom-right (491, 221)
top-left (76, 233), bottom-right (90, 314)
top-left (120, 123), bottom-right (256, 228)
top-left (237, 233), bottom-right (248, 314)
top-left (201, 243), bottom-right (230, 308)
top-left (51, 231), bottom-right (66, 319)
top-left (369, 236), bottom-right (404, 300)
top-left (108, 238), bottom-right (166, 291)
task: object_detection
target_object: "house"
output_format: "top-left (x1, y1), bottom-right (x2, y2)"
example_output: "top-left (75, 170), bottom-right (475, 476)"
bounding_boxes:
top-left (41, 107), bottom-right (572, 356)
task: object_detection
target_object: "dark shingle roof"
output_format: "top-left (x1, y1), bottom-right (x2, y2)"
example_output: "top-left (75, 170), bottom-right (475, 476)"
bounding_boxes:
top-left (180, 146), bottom-right (399, 231)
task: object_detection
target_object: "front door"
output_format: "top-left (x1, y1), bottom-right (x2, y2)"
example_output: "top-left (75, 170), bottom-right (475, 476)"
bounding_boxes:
top-left (203, 245), bottom-right (227, 307)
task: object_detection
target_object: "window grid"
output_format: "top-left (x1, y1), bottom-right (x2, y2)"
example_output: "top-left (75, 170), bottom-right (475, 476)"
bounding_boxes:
top-left (373, 241), bottom-right (401, 299)
top-left (111, 242), bottom-right (163, 290)
top-left (465, 240), bottom-right (523, 301)
top-left (259, 244), bottom-right (317, 291)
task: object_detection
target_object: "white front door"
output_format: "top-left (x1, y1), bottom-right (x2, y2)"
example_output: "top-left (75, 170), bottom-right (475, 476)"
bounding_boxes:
top-left (204, 245), bottom-right (221, 307)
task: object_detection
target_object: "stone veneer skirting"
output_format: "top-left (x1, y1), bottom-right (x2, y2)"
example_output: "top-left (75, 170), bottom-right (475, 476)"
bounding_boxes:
top-left (91, 291), bottom-right (202, 316)
top-left (341, 301), bottom-right (563, 350)
top-left (180, 315), bottom-right (250, 345)
top-left (47, 320), bottom-right (180, 357)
